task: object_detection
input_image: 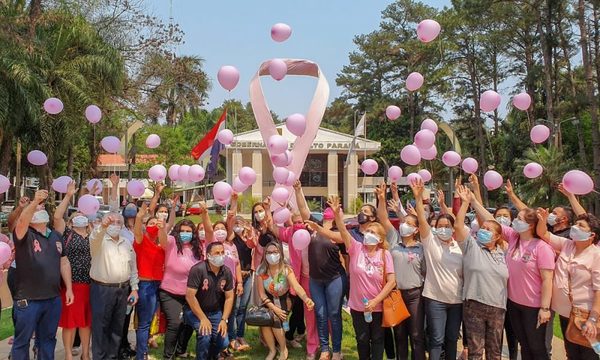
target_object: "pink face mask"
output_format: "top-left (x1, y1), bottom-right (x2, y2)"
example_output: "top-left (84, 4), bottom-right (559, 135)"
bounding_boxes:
top-left (323, 208), bottom-right (335, 221)
top-left (292, 223), bottom-right (306, 231)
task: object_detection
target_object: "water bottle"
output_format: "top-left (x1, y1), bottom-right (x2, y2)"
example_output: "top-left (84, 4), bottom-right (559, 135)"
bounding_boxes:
top-left (363, 298), bottom-right (372, 323)
top-left (282, 319), bottom-right (290, 332)
top-left (591, 339), bottom-right (600, 354)
top-left (126, 296), bottom-right (135, 315)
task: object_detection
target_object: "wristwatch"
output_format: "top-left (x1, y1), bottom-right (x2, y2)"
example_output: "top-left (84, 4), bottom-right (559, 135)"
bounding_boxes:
top-left (221, 318), bottom-right (228, 324)
top-left (540, 307), bottom-right (550, 312)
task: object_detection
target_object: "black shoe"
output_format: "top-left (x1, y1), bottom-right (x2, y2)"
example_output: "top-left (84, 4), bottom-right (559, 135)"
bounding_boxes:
top-left (119, 347), bottom-right (137, 359)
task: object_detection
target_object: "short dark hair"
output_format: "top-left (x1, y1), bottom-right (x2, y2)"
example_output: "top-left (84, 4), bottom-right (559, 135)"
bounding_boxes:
top-left (206, 241), bottom-right (224, 255)
top-left (435, 214), bottom-right (455, 227)
top-left (576, 213), bottom-right (600, 244)
top-left (361, 204), bottom-right (378, 220)
top-left (556, 206), bottom-right (574, 225)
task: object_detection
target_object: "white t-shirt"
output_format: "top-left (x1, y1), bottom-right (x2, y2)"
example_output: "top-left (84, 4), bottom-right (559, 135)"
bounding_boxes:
top-left (421, 232), bottom-right (464, 304)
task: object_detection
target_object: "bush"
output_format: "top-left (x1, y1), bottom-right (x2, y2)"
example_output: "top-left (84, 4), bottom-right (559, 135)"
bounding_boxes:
top-left (349, 197), bottom-right (363, 215)
top-left (238, 193), bottom-right (262, 213)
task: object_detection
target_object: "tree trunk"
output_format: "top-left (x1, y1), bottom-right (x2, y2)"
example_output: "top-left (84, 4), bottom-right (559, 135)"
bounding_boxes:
top-left (523, 28), bottom-right (536, 128)
top-left (408, 93), bottom-right (415, 139)
top-left (577, 0), bottom-right (600, 215)
top-left (0, 133), bottom-right (13, 175)
top-left (88, 125), bottom-right (98, 178)
top-left (14, 140), bottom-right (21, 200)
top-left (537, 4), bottom-right (556, 132)
top-left (28, 0), bottom-right (42, 39)
top-left (67, 143), bottom-right (74, 178)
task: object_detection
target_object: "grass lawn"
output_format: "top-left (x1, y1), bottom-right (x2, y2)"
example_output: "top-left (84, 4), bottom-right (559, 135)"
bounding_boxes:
top-left (1, 308), bottom-right (12, 340)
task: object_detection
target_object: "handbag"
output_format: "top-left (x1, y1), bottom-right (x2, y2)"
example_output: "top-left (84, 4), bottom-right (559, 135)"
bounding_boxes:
top-left (381, 249), bottom-right (410, 327)
top-left (244, 305), bottom-right (274, 327)
top-left (566, 306), bottom-right (600, 347)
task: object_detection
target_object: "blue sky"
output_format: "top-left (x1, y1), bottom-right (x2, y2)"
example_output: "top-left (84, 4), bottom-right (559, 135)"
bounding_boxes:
top-left (147, 0), bottom-right (452, 119)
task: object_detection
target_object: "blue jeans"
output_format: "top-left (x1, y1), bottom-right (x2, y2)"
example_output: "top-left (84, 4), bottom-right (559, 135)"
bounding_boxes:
top-left (135, 280), bottom-right (160, 359)
top-left (184, 308), bottom-right (227, 360)
top-left (227, 293), bottom-right (238, 341)
top-left (425, 298), bottom-right (463, 360)
top-left (309, 276), bottom-right (344, 353)
top-left (12, 296), bottom-right (62, 360)
top-left (235, 274), bottom-right (253, 338)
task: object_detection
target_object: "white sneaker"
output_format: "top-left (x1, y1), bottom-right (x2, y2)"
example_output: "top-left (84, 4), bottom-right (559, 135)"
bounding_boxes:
top-left (72, 346), bottom-right (81, 356)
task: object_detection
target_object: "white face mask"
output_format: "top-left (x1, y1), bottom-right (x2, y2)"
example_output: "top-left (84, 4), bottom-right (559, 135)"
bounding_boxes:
top-left (214, 229), bottom-right (228, 242)
top-left (233, 226), bottom-right (243, 235)
top-left (266, 253), bottom-right (281, 265)
top-left (207, 254), bottom-right (225, 267)
top-left (255, 211), bottom-right (266, 221)
top-left (547, 214), bottom-right (558, 226)
top-left (399, 223), bottom-right (417, 237)
top-left (363, 232), bottom-right (381, 245)
top-left (106, 225), bottom-right (122, 238)
top-left (156, 212), bottom-right (168, 221)
top-left (433, 227), bottom-right (453, 241)
top-left (495, 216), bottom-right (511, 227)
top-left (72, 215), bottom-right (89, 228)
top-left (512, 219), bottom-right (530, 233)
top-left (570, 225), bottom-right (592, 242)
top-left (31, 210), bottom-right (49, 224)
top-left (198, 230), bottom-right (206, 240)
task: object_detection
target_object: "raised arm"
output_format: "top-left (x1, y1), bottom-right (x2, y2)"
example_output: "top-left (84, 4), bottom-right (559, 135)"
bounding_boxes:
top-left (293, 180), bottom-right (311, 221)
top-left (134, 202), bottom-right (148, 244)
top-left (558, 183), bottom-right (586, 216)
top-left (375, 182), bottom-right (394, 233)
top-left (437, 189), bottom-right (453, 218)
top-left (149, 182), bottom-right (165, 215)
top-left (164, 193), bottom-right (179, 234)
top-left (329, 195), bottom-right (352, 250)
top-left (15, 190), bottom-right (48, 241)
top-left (535, 207), bottom-right (566, 251)
top-left (454, 185), bottom-right (472, 243)
top-left (390, 182), bottom-right (400, 202)
top-left (54, 181), bottom-right (78, 235)
top-left (8, 197), bottom-right (29, 233)
top-left (505, 180), bottom-right (528, 211)
top-left (108, 173), bottom-right (120, 212)
top-left (410, 179), bottom-right (431, 239)
top-left (469, 193), bottom-right (495, 222)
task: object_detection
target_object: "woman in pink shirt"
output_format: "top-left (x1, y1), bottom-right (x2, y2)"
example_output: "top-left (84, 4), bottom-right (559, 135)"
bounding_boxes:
top-left (536, 208), bottom-right (600, 359)
top-left (474, 203), bottom-right (555, 360)
top-left (158, 219), bottom-right (202, 359)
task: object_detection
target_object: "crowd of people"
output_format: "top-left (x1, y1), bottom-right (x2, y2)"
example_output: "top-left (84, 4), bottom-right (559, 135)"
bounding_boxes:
top-left (1, 171), bottom-right (600, 360)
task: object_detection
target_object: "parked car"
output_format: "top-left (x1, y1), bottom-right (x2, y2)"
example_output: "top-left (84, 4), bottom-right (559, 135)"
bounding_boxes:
top-left (186, 203), bottom-right (202, 216)
top-left (310, 211), bottom-right (323, 223)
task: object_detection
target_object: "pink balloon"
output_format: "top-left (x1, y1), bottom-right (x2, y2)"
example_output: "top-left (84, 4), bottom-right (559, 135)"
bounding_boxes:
top-left (419, 144), bottom-right (437, 160)
top-left (51, 176), bottom-right (73, 194)
top-left (168, 165), bottom-right (181, 181)
top-left (86, 179), bottom-right (103, 195)
top-left (284, 171), bottom-right (297, 186)
top-left (188, 165), bottom-right (205, 182)
top-left (268, 135), bottom-right (288, 155)
top-left (145, 134), bottom-right (161, 149)
top-left (420, 118), bottom-right (438, 134)
top-left (563, 170), bottom-right (595, 195)
top-left (273, 167), bottom-right (290, 184)
top-left (27, 150), bottom-right (47, 166)
top-left (127, 180), bottom-right (145, 197)
top-left (401, 145), bottom-right (421, 165)
top-left (442, 151), bottom-right (461, 167)
top-left (407, 172), bottom-right (423, 185)
top-left (271, 151), bottom-right (293, 167)
top-left (361, 159), bottom-right (379, 175)
top-left (523, 162), bottom-right (543, 179)
top-left (414, 129), bottom-right (435, 149)
top-left (416, 19), bottom-right (441, 43)
top-left (388, 166), bottom-right (403, 182)
top-left (0, 175), bottom-right (11, 194)
top-left (286, 113), bottom-right (306, 136)
top-left (269, 59), bottom-right (288, 81)
top-left (418, 169), bottom-right (432, 182)
top-left (239, 167), bottom-right (257, 186)
top-left (406, 72), bottom-right (424, 91)
top-left (78, 194), bottom-right (100, 215)
top-left (213, 181), bottom-right (233, 202)
top-left (272, 187), bottom-right (290, 204)
top-left (530, 125), bottom-right (550, 144)
top-left (273, 207), bottom-right (291, 225)
top-left (178, 165), bottom-right (191, 183)
top-left (386, 105), bottom-right (401, 120)
top-left (271, 23), bottom-right (292, 42)
top-left (217, 65), bottom-right (240, 91)
top-left (85, 105), bottom-right (102, 123)
top-left (483, 170), bottom-right (503, 190)
top-left (292, 229), bottom-right (311, 250)
top-left (461, 157), bottom-right (479, 174)
top-left (217, 129), bottom-right (234, 145)
top-left (101, 136), bottom-right (121, 153)
top-left (148, 165), bottom-right (167, 182)
top-left (232, 177), bottom-right (248, 193)
top-left (480, 90), bottom-right (501, 112)
top-left (0, 242), bottom-right (11, 264)
top-left (512, 93), bottom-right (532, 111)
top-left (43, 97), bottom-right (63, 115)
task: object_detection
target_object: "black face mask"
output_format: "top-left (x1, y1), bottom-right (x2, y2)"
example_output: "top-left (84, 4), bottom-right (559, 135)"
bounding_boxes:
top-left (357, 213), bottom-right (370, 225)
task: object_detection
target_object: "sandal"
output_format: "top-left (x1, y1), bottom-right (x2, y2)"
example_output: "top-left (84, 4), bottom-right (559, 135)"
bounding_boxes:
top-left (319, 352), bottom-right (330, 360)
top-left (229, 339), bottom-right (240, 351)
top-left (331, 352), bottom-right (343, 360)
top-left (237, 337), bottom-right (251, 351)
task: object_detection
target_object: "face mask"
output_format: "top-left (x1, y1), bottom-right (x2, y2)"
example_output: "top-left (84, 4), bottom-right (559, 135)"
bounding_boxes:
top-left (207, 254), bottom-right (225, 267)
top-left (156, 212), bottom-right (168, 221)
top-left (214, 229), bottom-right (228, 242)
top-left (198, 230), bottom-right (206, 240)
top-left (123, 207), bottom-right (137, 218)
top-left (180, 232), bottom-right (193, 243)
top-left (146, 225), bottom-right (159, 237)
top-left (72, 215), bottom-right (89, 228)
top-left (107, 225), bottom-right (122, 238)
top-left (570, 225), bottom-right (592, 242)
top-left (399, 223), bottom-right (417, 237)
top-left (233, 226), bottom-right (243, 235)
top-left (476, 229), bottom-right (493, 245)
top-left (357, 213), bottom-right (370, 225)
top-left (266, 253), bottom-right (281, 265)
top-left (495, 216), bottom-right (511, 227)
top-left (255, 211), bottom-right (266, 221)
top-left (31, 210), bottom-right (49, 224)
top-left (292, 223), bottom-right (306, 231)
top-left (512, 219), bottom-right (530, 233)
top-left (363, 232), bottom-right (381, 245)
top-left (433, 227), bottom-right (453, 241)
top-left (547, 214), bottom-right (558, 226)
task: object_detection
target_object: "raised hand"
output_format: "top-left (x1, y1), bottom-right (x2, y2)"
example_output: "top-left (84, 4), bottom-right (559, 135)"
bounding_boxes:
top-left (155, 182), bottom-right (165, 195)
top-left (327, 195), bottom-right (342, 215)
top-left (18, 196), bottom-right (30, 208)
top-left (409, 178), bottom-right (424, 199)
top-left (456, 185), bottom-right (472, 203)
top-left (293, 180), bottom-right (302, 191)
top-left (505, 179), bottom-right (514, 195)
top-left (387, 199), bottom-right (399, 214)
top-left (469, 173), bottom-right (479, 186)
top-left (34, 190), bottom-right (48, 204)
top-left (536, 207), bottom-right (550, 222)
top-left (374, 182), bottom-right (386, 201)
top-left (137, 202), bottom-right (148, 218)
top-left (437, 189), bottom-right (446, 205)
top-left (557, 183), bottom-right (573, 198)
top-left (109, 173), bottom-right (119, 186)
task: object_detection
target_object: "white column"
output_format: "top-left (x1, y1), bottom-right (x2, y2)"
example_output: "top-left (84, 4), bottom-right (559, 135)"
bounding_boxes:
top-left (231, 150), bottom-right (242, 180)
top-left (343, 152), bottom-right (358, 213)
top-left (327, 152), bottom-right (338, 196)
top-left (251, 150), bottom-right (263, 200)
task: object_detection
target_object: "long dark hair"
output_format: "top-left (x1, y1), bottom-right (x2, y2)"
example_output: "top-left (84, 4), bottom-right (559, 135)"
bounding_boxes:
top-left (172, 219), bottom-right (202, 260)
top-left (251, 202), bottom-right (266, 230)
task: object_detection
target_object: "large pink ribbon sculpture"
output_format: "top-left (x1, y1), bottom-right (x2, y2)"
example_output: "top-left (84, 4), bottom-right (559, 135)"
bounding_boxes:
top-left (250, 59), bottom-right (330, 210)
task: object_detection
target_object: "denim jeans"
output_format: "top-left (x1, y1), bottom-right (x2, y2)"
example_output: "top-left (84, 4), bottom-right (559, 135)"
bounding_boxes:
top-left (184, 308), bottom-right (226, 360)
top-left (235, 274), bottom-right (253, 338)
top-left (309, 276), bottom-right (344, 353)
top-left (12, 296), bottom-right (62, 359)
top-left (425, 298), bottom-right (463, 360)
top-left (227, 293), bottom-right (238, 341)
top-left (135, 280), bottom-right (160, 359)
